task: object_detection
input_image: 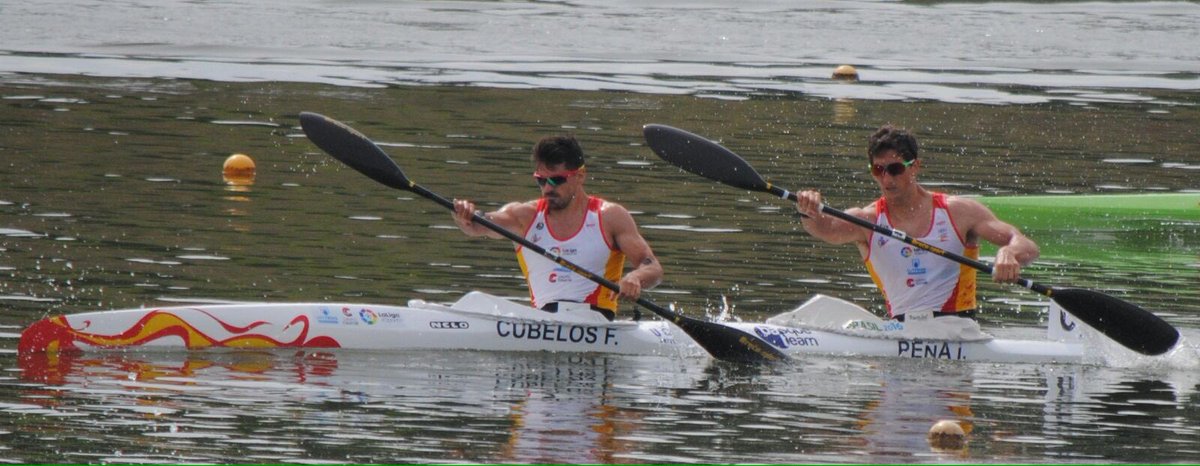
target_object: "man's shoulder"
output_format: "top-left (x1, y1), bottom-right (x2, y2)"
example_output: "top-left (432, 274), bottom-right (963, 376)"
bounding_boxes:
top-left (593, 198), bottom-right (638, 230)
top-left (943, 194), bottom-right (988, 212)
top-left (942, 194), bottom-right (997, 225)
top-left (592, 196), bottom-right (629, 213)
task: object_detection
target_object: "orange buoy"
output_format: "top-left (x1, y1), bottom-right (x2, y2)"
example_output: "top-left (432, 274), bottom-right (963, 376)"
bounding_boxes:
top-left (223, 153), bottom-right (256, 186)
top-left (223, 153), bottom-right (256, 176)
top-left (832, 64), bottom-right (859, 81)
top-left (927, 419), bottom-right (967, 450)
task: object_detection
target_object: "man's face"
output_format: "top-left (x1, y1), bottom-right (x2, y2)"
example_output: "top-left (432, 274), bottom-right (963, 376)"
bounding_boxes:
top-left (869, 150), bottom-right (918, 195)
top-left (533, 163), bottom-right (584, 210)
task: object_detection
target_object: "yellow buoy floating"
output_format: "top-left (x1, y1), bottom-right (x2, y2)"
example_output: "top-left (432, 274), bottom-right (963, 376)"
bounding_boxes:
top-left (223, 153), bottom-right (256, 186)
top-left (832, 64), bottom-right (859, 81)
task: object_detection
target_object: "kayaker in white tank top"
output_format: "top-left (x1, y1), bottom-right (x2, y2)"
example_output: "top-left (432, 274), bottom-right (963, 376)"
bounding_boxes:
top-left (866, 193), bottom-right (978, 318)
top-left (518, 196), bottom-right (626, 312)
top-left (792, 125), bottom-right (1039, 321)
top-left (450, 135), bottom-right (662, 320)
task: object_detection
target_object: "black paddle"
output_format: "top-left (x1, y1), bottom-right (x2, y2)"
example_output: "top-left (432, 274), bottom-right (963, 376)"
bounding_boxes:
top-left (643, 123), bottom-right (1180, 356)
top-left (298, 112), bottom-right (788, 364)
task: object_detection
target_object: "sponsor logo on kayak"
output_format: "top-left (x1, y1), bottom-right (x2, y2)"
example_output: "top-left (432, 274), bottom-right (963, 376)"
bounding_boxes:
top-left (845, 319), bottom-right (904, 333)
top-left (496, 320), bottom-right (618, 346)
top-left (900, 246), bottom-right (913, 257)
top-left (341, 307), bottom-right (359, 325)
top-left (317, 307), bottom-right (339, 325)
top-left (898, 340), bottom-right (965, 360)
top-left (376, 311), bottom-right (403, 324)
top-left (753, 326), bottom-right (818, 349)
top-left (359, 308), bottom-right (378, 325)
top-left (430, 321), bottom-right (469, 330)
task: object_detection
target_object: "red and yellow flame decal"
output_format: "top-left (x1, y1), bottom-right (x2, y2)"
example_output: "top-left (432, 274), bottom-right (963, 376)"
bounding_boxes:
top-left (19, 349), bottom-right (341, 387)
top-left (18, 309), bottom-right (340, 354)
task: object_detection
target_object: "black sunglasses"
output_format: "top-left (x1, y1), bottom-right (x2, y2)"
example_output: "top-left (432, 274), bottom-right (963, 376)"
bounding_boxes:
top-left (869, 159), bottom-right (916, 177)
top-left (532, 166), bottom-right (583, 187)
top-left (533, 174), bottom-right (570, 187)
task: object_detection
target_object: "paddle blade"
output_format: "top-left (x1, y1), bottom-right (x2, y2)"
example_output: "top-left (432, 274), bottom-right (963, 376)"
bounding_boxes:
top-left (1052, 288), bottom-right (1179, 356)
top-left (643, 124), bottom-right (770, 192)
top-left (299, 112), bottom-right (412, 190)
top-left (673, 317), bottom-right (789, 364)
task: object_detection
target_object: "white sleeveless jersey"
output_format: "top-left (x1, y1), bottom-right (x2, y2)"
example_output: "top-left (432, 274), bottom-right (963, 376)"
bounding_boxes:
top-left (865, 193), bottom-right (978, 318)
top-left (517, 196), bottom-right (625, 312)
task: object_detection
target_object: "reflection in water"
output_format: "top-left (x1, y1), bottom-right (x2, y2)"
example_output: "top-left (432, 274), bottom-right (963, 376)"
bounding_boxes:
top-left (10, 350), bottom-right (704, 463)
top-left (1041, 367), bottom-right (1200, 459)
top-left (4, 349), bottom-right (1200, 463)
top-left (492, 357), bottom-right (643, 464)
top-left (832, 98), bottom-right (857, 126)
top-left (18, 350), bottom-right (337, 387)
top-left (852, 365), bottom-right (975, 460)
top-left (222, 175), bottom-right (254, 232)
top-left (222, 152), bottom-right (256, 228)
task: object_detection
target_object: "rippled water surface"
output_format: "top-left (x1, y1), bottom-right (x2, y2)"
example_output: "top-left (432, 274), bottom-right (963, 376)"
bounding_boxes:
top-left (2, 0), bottom-right (1200, 463)
top-left (6, 350), bottom-right (1200, 463)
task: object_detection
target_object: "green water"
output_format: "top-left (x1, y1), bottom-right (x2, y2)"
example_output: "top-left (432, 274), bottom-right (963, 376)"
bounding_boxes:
top-left (0, 75), bottom-right (1198, 463)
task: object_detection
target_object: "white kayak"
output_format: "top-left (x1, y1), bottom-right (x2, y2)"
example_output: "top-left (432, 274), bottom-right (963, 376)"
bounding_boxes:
top-left (19, 291), bottom-right (1110, 364)
top-left (17, 292), bottom-right (702, 357)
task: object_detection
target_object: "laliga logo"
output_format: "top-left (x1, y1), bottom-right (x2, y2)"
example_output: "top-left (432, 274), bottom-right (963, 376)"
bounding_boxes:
top-left (900, 247), bottom-right (913, 258)
top-left (359, 308), bottom-right (379, 325)
top-left (549, 246), bottom-right (562, 256)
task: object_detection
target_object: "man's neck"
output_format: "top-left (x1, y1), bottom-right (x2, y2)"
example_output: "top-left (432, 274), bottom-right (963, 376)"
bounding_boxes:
top-left (883, 185), bottom-right (930, 215)
top-left (545, 191), bottom-right (588, 217)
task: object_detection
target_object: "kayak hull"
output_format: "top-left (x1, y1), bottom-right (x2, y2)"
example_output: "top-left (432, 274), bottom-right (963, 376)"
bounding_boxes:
top-left (728, 322), bottom-right (1083, 364)
top-left (19, 292), bottom-right (1087, 364)
top-left (18, 294), bottom-right (699, 357)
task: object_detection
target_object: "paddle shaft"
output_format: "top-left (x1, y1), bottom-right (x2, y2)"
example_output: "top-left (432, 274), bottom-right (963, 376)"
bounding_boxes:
top-left (766, 185), bottom-right (1053, 294)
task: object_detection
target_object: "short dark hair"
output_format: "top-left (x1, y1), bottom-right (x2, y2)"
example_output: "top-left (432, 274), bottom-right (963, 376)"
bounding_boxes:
top-left (532, 135), bottom-right (585, 169)
top-left (868, 125), bottom-right (918, 161)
